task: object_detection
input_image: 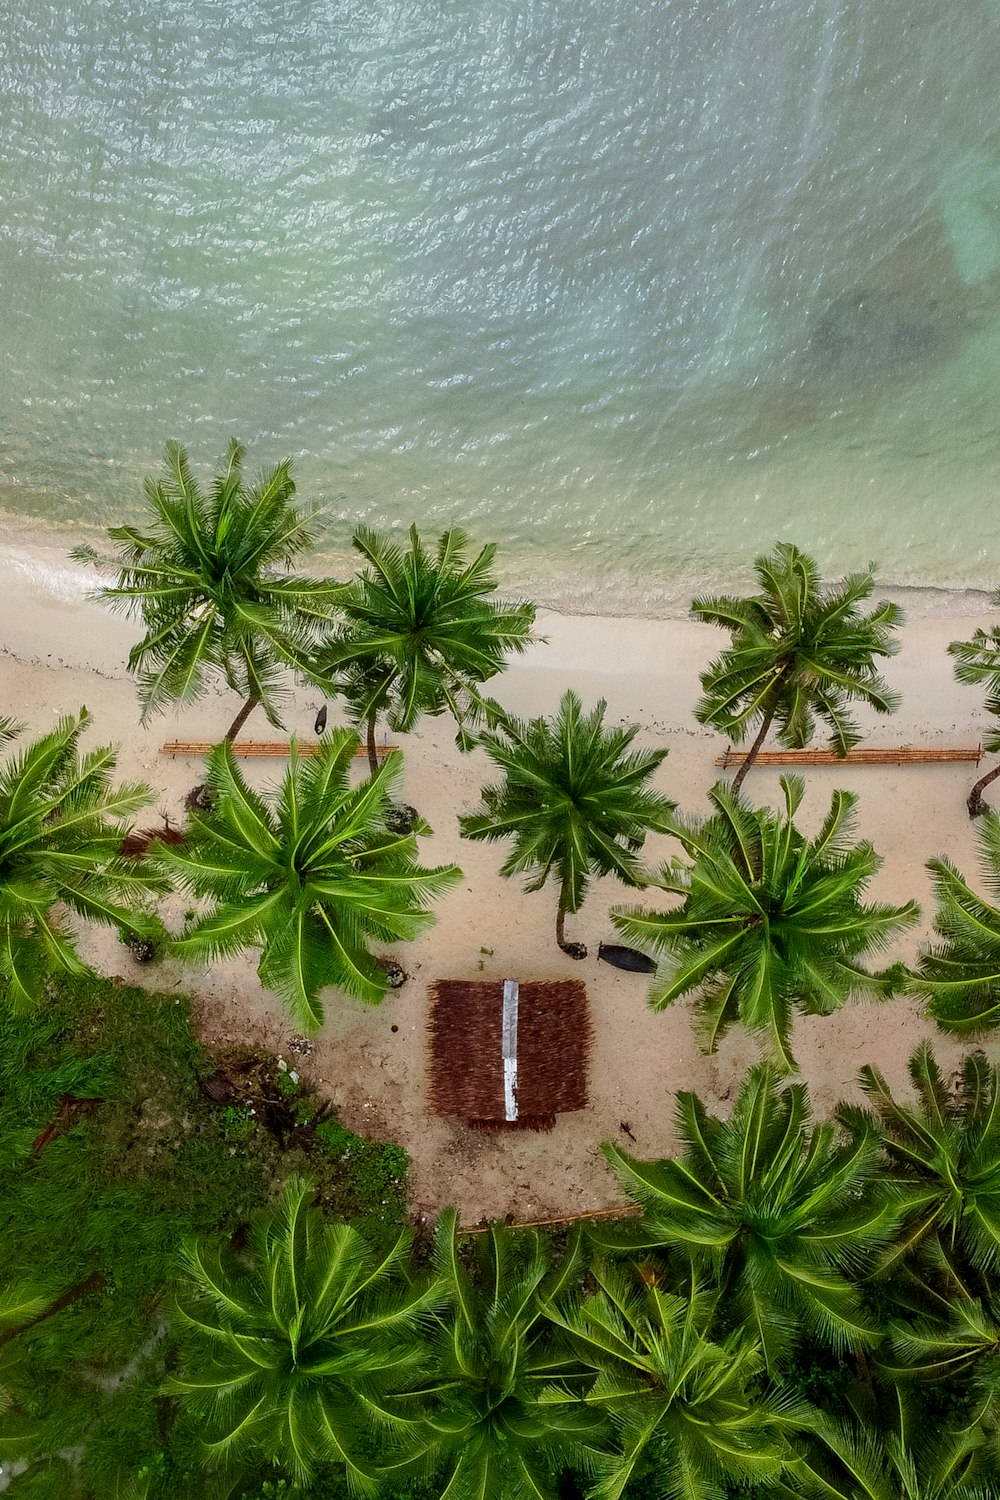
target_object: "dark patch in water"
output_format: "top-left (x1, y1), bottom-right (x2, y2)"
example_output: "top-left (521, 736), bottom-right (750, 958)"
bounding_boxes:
top-left (811, 288), bottom-right (949, 376)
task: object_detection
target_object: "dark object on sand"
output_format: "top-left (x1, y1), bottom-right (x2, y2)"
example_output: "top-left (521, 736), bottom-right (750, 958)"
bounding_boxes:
top-left (378, 957), bottom-right (407, 990)
top-left (598, 941), bottom-right (656, 974)
top-left (561, 941), bottom-right (588, 961)
top-left (385, 803), bottom-right (419, 836)
top-left (123, 933), bottom-right (157, 964)
top-left (185, 783), bottom-right (214, 812)
top-left (314, 704), bottom-right (328, 735)
top-left (620, 1120), bottom-right (637, 1142)
top-left (119, 816), bottom-right (186, 858)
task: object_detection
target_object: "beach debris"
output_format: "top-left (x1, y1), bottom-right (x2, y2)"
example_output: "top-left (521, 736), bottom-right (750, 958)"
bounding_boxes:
top-left (619, 1120), bottom-right (637, 1142)
top-left (313, 704), bottom-right (328, 734)
top-left (377, 957), bottom-right (407, 990)
top-left (598, 941), bottom-right (656, 974)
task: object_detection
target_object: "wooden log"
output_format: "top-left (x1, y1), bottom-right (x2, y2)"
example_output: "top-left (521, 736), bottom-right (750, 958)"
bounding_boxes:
top-left (160, 740), bottom-right (397, 760)
top-left (458, 1201), bottom-right (643, 1234)
top-left (716, 745), bottom-right (983, 769)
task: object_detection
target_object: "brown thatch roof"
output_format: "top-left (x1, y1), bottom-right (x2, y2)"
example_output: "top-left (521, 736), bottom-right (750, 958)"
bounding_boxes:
top-left (428, 978), bottom-right (590, 1131)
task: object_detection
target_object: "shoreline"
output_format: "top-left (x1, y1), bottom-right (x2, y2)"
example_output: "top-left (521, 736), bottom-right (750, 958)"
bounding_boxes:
top-left (1, 513), bottom-right (998, 632)
top-left (2, 533), bottom-right (1000, 1221)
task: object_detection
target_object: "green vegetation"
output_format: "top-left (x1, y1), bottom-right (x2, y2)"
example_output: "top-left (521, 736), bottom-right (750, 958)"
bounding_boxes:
top-left (914, 810), bottom-right (1000, 1034)
top-left (0, 711), bottom-right (165, 1010)
top-left (158, 732), bottom-right (461, 1031)
top-left (314, 524), bottom-right (536, 772)
top-left (10, 515), bottom-right (1000, 1498)
top-left (611, 775), bottom-right (917, 1070)
top-left (459, 690), bottom-right (674, 957)
top-left (72, 440), bottom-right (341, 740)
top-left (692, 541), bottom-right (902, 789)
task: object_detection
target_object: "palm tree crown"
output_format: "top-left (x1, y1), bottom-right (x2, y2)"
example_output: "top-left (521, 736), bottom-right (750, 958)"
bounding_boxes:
top-left (547, 1265), bottom-right (800, 1500)
top-left (839, 1044), bottom-right (1000, 1281)
top-left (612, 776), bottom-right (917, 1071)
top-left (0, 712), bottom-right (163, 1010)
top-left (915, 812), bottom-right (1000, 1035)
top-left (692, 542), bottom-right (902, 789)
top-left (167, 1177), bottom-right (439, 1489)
top-left (314, 525), bottom-right (536, 771)
top-left (72, 440), bottom-right (342, 739)
top-left (459, 690), bottom-right (674, 956)
top-left (419, 1208), bottom-right (601, 1500)
top-left (599, 1067), bottom-right (898, 1372)
top-left (158, 731), bottom-right (461, 1031)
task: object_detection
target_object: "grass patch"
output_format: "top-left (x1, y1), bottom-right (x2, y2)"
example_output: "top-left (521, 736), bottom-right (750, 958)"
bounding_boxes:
top-left (0, 970), bottom-right (412, 1497)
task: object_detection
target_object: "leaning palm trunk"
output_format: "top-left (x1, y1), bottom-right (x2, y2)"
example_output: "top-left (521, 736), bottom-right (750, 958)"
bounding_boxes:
top-left (730, 700), bottom-right (778, 792)
top-left (556, 879), bottom-right (586, 959)
top-left (366, 708), bottom-right (379, 777)
top-left (967, 760), bottom-right (1000, 818)
top-left (223, 693), bottom-right (260, 744)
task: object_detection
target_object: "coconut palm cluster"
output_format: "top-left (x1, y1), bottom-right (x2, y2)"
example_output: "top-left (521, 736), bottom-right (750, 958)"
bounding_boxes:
top-left (8, 441), bottom-right (1000, 1494)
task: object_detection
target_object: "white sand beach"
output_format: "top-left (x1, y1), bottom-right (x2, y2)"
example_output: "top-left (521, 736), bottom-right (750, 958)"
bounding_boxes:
top-left (1, 537), bottom-right (998, 1224)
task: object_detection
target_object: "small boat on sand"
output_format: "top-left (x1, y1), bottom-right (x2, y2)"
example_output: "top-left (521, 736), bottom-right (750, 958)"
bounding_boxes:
top-left (597, 942), bottom-right (656, 974)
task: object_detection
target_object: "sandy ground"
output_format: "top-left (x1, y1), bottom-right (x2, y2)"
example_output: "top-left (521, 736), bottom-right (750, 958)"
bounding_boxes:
top-left (1, 541), bottom-right (998, 1225)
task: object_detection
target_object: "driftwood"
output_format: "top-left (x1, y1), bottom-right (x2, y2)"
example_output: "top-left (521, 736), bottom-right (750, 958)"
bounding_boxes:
top-left (160, 740), bottom-right (396, 761)
top-left (119, 822), bottom-right (186, 858)
top-left (716, 745), bottom-right (983, 769)
top-left (428, 979), bottom-right (591, 1131)
top-left (458, 1201), bottom-right (643, 1234)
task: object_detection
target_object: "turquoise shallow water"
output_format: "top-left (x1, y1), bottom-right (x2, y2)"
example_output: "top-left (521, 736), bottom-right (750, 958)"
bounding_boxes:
top-left (2, 2), bottom-right (1000, 612)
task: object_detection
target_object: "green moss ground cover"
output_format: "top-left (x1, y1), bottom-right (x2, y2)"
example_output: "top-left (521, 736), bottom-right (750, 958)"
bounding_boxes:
top-left (0, 971), bottom-right (414, 1498)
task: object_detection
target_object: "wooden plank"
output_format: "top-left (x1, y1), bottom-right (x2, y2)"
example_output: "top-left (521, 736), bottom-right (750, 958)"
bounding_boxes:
top-left (159, 740), bottom-right (397, 760)
top-left (716, 745), bottom-right (983, 769)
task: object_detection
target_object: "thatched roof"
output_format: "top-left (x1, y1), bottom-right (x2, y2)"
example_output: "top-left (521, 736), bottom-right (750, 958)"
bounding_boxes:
top-left (428, 978), bottom-right (590, 1131)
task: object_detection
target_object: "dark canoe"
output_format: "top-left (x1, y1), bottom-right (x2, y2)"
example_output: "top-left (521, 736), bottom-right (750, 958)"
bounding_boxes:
top-left (598, 942), bottom-right (656, 974)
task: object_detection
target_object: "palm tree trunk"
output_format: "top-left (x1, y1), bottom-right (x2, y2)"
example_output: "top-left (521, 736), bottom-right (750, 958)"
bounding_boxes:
top-left (556, 882), bottom-right (587, 959)
top-left (730, 704), bottom-right (777, 793)
top-left (366, 711), bottom-right (379, 777)
top-left (968, 760), bottom-right (1000, 818)
top-left (224, 694), bottom-right (260, 744)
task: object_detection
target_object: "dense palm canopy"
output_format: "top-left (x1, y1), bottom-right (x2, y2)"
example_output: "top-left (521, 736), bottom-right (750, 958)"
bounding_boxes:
top-left (459, 690), bottom-right (674, 956)
top-left (914, 812), bottom-right (1000, 1035)
top-left (72, 440), bottom-right (342, 739)
top-left (158, 731), bottom-right (461, 1031)
top-left (692, 542), bottom-right (902, 788)
top-left (546, 1264), bottom-right (800, 1500)
top-left (801, 1415), bottom-right (991, 1500)
top-left (948, 620), bottom-right (1000, 816)
top-left (418, 1208), bottom-right (600, 1500)
top-left (168, 1177), bottom-right (439, 1490)
top-left (313, 525), bottom-right (536, 771)
top-left (838, 1045), bottom-right (1000, 1280)
top-left (0, 711), bottom-right (164, 1010)
top-left (612, 776), bottom-right (917, 1071)
top-left (599, 1067), bottom-right (897, 1372)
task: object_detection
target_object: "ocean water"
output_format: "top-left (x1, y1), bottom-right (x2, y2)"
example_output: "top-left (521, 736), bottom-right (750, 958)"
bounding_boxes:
top-left (2, 1), bottom-right (1000, 614)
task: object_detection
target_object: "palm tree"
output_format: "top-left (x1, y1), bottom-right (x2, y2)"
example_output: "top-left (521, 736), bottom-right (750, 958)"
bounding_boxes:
top-left (692, 542), bottom-right (902, 790)
top-left (948, 622), bottom-right (1000, 817)
top-left (418, 1207), bottom-right (603, 1500)
top-left (545, 1263), bottom-right (800, 1500)
top-left (157, 731), bottom-right (461, 1032)
top-left (0, 711), bottom-right (165, 1010)
top-left (838, 1045), bottom-right (1000, 1283)
top-left (72, 440), bottom-right (342, 742)
top-left (167, 1177), bottom-right (440, 1491)
top-left (611, 776), bottom-right (916, 1072)
top-left (915, 812), bottom-right (1000, 1035)
top-left (799, 1411), bottom-right (993, 1500)
top-left (313, 525), bottom-right (536, 775)
top-left (598, 1067), bottom-right (898, 1373)
top-left (459, 691), bottom-right (674, 958)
